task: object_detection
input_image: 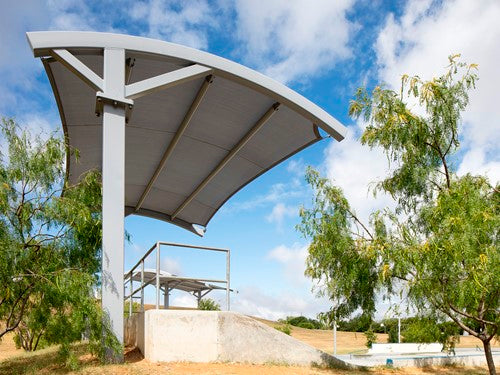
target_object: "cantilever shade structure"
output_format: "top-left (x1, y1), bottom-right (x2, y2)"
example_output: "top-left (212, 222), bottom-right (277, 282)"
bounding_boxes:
top-left (126, 269), bottom-right (232, 308)
top-left (27, 31), bottom-right (346, 357)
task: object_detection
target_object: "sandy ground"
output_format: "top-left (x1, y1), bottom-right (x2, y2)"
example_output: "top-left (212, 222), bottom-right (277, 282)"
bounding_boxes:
top-left (0, 332), bottom-right (21, 362)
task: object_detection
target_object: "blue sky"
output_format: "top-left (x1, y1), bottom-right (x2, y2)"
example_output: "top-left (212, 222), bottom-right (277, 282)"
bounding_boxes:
top-left (1, 0), bottom-right (499, 320)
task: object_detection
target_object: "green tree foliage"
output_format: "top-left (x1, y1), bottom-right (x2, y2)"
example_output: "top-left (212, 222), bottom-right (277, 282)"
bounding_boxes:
top-left (0, 118), bottom-right (119, 363)
top-left (401, 318), bottom-right (460, 351)
top-left (198, 298), bottom-right (221, 311)
top-left (337, 313), bottom-right (374, 332)
top-left (298, 56), bottom-right (499, 374)
top-left (285, 315), bottom-right (322, 329)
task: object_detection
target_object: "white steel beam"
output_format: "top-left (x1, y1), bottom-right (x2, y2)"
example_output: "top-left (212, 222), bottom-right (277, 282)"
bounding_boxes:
top-left (101, 47), bottom-right (126, 362)
top-left (171, 103), bottom-right (280, 220)
top-left (125, 64), bottom-right (212, 100)
top-left (50, 49), bottom-right (103, 91)
top-left (134, 75), bottom-right (214, 212)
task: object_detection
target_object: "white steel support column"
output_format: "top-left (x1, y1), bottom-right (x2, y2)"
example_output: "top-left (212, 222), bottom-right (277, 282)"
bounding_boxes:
top-left (101, 47), bottom-right (126, 362)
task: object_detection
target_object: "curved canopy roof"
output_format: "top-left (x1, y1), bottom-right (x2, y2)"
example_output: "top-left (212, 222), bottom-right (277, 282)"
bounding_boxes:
top-left (27, 31), bottom-right (346, 235)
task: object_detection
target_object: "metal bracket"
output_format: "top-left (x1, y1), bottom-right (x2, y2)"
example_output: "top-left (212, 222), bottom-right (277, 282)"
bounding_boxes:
top-left (95, 92), bottom-right (134, 123)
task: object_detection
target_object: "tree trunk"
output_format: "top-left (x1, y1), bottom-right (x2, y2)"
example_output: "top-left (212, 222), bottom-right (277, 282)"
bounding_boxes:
top-left (483, 339), bottom-right (497, 375)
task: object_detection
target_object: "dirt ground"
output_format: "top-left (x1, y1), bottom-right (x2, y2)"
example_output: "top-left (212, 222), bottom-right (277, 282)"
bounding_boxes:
top-left (1, 322), bottom-right (497, 374)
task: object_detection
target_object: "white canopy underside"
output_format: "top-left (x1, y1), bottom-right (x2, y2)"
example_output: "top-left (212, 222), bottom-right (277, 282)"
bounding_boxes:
top-left (29, 32), bottom-right (346, 235)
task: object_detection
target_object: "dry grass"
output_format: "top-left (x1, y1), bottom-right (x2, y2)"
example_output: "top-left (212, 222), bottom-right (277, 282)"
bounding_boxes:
top-left (1, 316), bottom-right (496, 374)
top-left (255, 317), bottom-right (499, 354)
top-left (0, 342), bottom-right (491, 375)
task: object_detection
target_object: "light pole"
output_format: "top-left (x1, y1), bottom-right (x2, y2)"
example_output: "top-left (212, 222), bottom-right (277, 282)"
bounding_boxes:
top-left (333, 316), bottom-right (337, 355)
top-left (398, 316), bottom-right (401, 343)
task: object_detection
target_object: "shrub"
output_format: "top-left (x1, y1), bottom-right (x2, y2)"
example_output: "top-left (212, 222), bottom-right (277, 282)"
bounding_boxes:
top-left (297, 322), bottom-right (316, 329)
top-left (364, 328), bottom-right (377, 348)
top-left (275, 324), bottom-right (291, 335)
top-left (198, 298), bottom-right (221, 311)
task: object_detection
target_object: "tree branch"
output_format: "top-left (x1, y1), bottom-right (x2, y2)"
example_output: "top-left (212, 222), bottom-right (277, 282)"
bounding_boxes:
top-left (448, 302), bottom-right (497, 327)
top-left (424, 141), bottom-right (451, 189)
top-left (346, 208), bottom-right (374, 240)
top-left (0, 284), bottom-right (33, 339)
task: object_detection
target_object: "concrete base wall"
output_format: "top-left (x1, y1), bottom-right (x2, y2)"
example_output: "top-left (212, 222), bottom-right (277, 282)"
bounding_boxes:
top-left (125, 310), bottom-right (357, 369)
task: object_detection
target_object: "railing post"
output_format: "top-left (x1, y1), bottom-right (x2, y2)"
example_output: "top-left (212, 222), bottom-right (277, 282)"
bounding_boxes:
top-left (164, 282), bottom-right (169, 309)
top-left (141, 260), bottom-right (144, 312)
top-left (156, 242), bottom-right (160, 309)
top-left (129, 276), bottom-right (133, 317)
top-left (226, 249), bottom-right (230, 311)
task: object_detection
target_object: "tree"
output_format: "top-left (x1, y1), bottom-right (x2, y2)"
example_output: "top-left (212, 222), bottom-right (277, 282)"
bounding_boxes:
top-left (198, 298), bottom-right (221, 311)
top-left (284, 315), bottom-right (322, 329)
top-left (0, 118), bottom-right (118, 364)
top-left (298, 56), bottom-right (499, 374)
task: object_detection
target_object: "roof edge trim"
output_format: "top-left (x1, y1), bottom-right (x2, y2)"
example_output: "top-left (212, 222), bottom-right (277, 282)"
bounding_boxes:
top-left (125, 206), bottom-right (205, 237)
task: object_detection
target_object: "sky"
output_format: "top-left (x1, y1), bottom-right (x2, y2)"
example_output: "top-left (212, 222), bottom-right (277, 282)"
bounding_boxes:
top-left (1, 0), bottom-right (499, 321)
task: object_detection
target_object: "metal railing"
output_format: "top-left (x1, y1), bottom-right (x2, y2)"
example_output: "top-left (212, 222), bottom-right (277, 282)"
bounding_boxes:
top-left (124, 241), bottom-right (230, 316)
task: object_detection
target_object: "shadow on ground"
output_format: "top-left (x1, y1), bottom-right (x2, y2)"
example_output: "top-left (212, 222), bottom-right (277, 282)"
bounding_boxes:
top-left (0, 343), bottom-right (142, 374)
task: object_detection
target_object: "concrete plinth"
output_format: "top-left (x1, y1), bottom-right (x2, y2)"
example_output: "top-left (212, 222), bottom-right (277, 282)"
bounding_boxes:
top-left (125, 310), bottom-right (357, 369)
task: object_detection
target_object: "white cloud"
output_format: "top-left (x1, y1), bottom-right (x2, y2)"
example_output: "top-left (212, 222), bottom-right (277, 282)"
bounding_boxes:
top-left (323, 123), bottom-right (395, 226)
top-left (231, 286), bottom-right (329, 321)
top-left (286, 159), bottom-right (306, 177)
top-left (130, 0), bottom-right (219, 49)
top-left (267, 243), bottom-right (309, 286)
top-left (171, 293), bottom-right (197, 308)
top-left (224, 180), bottom-right (306, 213)
top-left (0, 2), bottom-right (50, 114)
top-left (375, 0), bottom-right (500, 183)
top-left (19, 113), bottom-right (61, 139)
top-left (234, 0), bottom-right (356, 84)
top-left (161, 257), bottom-right (182, 276)
top-left (266, 203), bottom-right (298, 230)
top-left (458, 149), bottom-right (500, 183)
